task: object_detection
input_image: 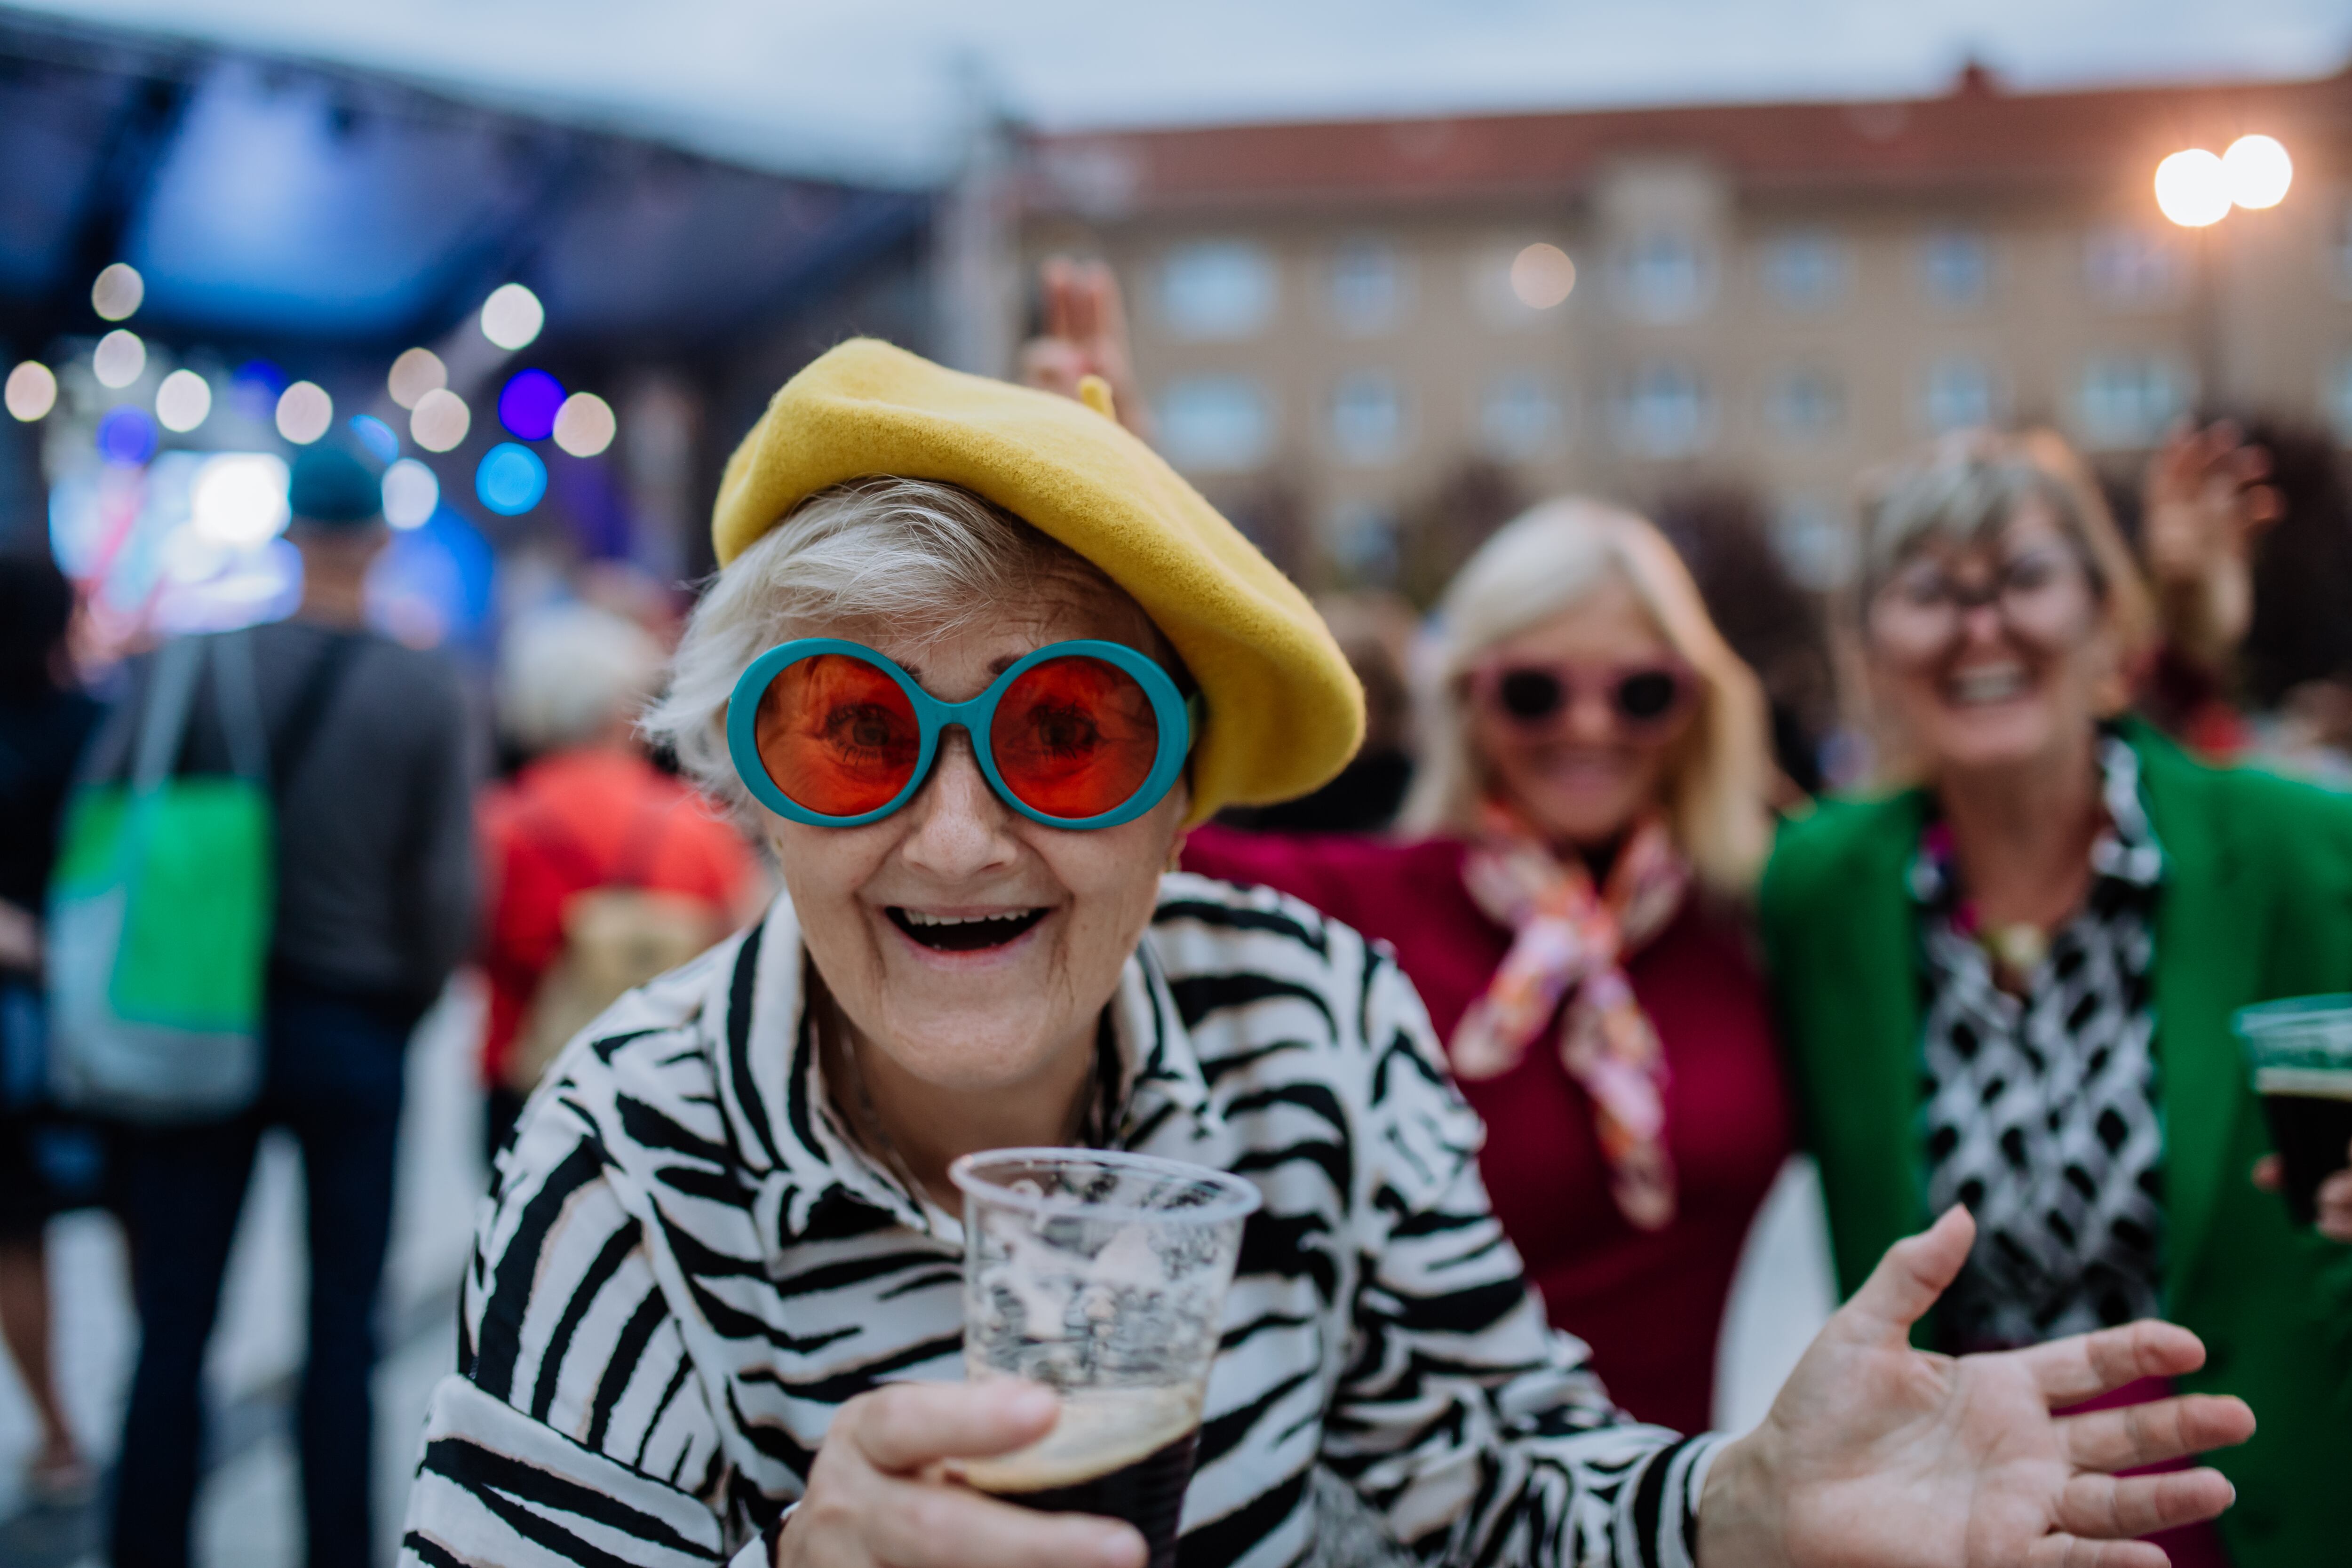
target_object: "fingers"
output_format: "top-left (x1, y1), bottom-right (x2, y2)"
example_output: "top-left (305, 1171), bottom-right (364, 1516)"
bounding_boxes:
top-left (860, 1474), bottom-right (1144, 1568)
top-left (845, 1381), bottom-right (1061, 1474)
top-left (2318, 1164), bottom-right (2352, 1241)
top-left (2058, 1393), bottom-right (2256, 1472)
top-left (2024, 1538), bottom-right (2170, 1568)
top-left (1065, 261), bottom-right (1105, 343)
top-left (2055, 1467), bottom-right (2238, 1540)
top-left (1843, 1204), bottom-right (1974, 1339)
top-left (1043, 256), bottom-right (1080, 342)
top-left (2020, 1319), bottom-right (2206, 1406)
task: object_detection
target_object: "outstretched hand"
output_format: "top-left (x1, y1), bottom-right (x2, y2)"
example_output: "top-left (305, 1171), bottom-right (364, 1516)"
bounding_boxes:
top-left (1018, 256), bottom-right (1151, 441)
top-left (2141, 418), bottom-right (2280, 668)
top-left (1697, 1207), bottom-right (2254, 1568)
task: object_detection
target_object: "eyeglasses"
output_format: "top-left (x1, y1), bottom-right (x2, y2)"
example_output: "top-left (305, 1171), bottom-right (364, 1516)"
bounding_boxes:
top-left (1466, 659), bottom-right (1695, 736)
top-left (725, 638), bottom-right (1194, 829)
top-left (1869, 546), bottom-right (2090, 659)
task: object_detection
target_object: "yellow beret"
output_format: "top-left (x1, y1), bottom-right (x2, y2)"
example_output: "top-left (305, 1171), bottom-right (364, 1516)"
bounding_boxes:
top-left (711, 339), bottom-right (1364, 822)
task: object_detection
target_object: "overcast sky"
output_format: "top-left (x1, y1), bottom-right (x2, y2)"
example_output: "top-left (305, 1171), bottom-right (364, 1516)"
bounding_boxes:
top-left (17, 0), bottom-right (2352, 183)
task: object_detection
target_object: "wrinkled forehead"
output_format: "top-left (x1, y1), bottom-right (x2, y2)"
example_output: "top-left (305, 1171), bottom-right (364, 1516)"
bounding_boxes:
top-left (784, 573), bottom-right (1180, 688)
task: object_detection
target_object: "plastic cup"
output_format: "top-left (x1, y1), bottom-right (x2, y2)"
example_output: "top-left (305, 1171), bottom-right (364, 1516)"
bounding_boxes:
top-left (2233, 995), bottom-right (2352, 1226)
top-left (947, 1148), bottom-right (1260, 1568)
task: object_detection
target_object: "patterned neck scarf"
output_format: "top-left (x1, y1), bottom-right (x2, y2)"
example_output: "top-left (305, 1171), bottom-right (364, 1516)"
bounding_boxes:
top-left (1449, 801), bottom-right (1690, 1230)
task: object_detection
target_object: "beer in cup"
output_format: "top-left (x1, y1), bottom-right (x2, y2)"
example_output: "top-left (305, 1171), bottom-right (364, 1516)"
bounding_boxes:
top-left (2233, 995), bottom-right (2352, 1226)
top-left (948, 1148), bottom-right (1260, 1568)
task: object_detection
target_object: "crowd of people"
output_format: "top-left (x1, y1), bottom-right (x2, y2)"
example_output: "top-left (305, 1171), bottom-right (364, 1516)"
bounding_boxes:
top-left (0, 254), bottom-right (2347, 1568)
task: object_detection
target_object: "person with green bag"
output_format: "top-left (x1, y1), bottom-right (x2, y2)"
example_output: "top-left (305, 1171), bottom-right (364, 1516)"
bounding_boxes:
top-left (70, 446), bottom-right (477, 1568)
top-left (1761, 432), bottom-right (2352, 1568)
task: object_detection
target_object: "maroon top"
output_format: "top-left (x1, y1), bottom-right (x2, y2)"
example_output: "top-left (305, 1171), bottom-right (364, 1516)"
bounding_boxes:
top-left (1181, 824), bottom-right (1793, 1433)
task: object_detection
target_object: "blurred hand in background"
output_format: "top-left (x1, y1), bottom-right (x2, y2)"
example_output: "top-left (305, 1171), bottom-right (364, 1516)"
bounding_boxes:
top-left (1019, 256), bottom-right (1152, 443)
top-left (2141, 419), bottom-right (2282, 672)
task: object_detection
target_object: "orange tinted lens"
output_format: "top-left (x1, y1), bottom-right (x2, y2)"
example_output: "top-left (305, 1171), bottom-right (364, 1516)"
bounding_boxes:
top-left (989, 656), bottom-right (1160, 820)
top-left (757, 654), bottom-right (922, 817)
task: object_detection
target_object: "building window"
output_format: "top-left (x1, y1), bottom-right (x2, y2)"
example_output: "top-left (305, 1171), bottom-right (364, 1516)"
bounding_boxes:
top-left (1476, 372), bottom-right (1566, 461)
top-left (1156, 376), bottom-right (1274, 471)
top-left (1921, 230), bottom-right (1991, 309)
top-left (1611, 363), bottom-right (1710, 457)
top-left (2328, 356), bottom-right (2352, 440)
top-left (1329, 372), bottom-right (1407, 464)
top-left (1328, 239), bottom-right (1407, 335)
top-left (1774, 494), bottom-right (1856, 591)
top-left (1761, 232), bottom-right (1849, 312)
top-left (1469, 240), bottom-right (1573, 328)
top-left (1923, 357), bottom-right (1999, 433)
top-left (1767, 366), bottom-right (1845, 440)
top-left (1326, 500), bottom-right (1400, 584)
top-left (2083, 226), bottom-right (2184, 310)
top-left (1611, 232), bottom-right (1714, 322)
top-left (2076, 354), bottom-right (2190, 449)
top-left (1159, 240), bottom-right (1277, 340)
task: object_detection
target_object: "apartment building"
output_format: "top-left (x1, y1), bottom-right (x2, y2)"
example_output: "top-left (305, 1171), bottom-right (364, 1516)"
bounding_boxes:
top-left (1017, 65), bottom-right (2352, 590)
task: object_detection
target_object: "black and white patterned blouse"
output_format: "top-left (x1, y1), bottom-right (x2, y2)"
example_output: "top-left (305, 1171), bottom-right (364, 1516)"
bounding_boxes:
top-left (1911, 734), bottom-right (2168, 1349)
top-left (397, 874), bottom-right (1717, 1568)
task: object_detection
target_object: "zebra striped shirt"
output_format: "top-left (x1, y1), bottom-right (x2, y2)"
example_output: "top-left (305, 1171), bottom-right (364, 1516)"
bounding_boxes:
top-left (398, 873), bottom-right (1719, 1568)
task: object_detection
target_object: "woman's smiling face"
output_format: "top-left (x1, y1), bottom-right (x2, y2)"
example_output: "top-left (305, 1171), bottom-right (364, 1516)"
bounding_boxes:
top-left (763, 585), bottom-right (1188, 1098)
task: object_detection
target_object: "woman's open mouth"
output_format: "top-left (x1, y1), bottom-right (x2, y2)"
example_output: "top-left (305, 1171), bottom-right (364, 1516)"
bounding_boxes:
top-left (886, 907), bottom-right (1049, 952)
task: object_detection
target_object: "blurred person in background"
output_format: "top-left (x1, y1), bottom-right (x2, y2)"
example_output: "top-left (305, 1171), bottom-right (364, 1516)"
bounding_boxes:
top-left (96, 446), bottom-right (477, 1568)
top-left (1650, 485), bottom-right (1836, 800)
top-left (1216, 590), bottom-right (1419, 833)
top-left (2229, 417), bottom-right (2352, 780)
top-left (0, 552), bottom-right (105, 1506)
top-left (1187, 500), bottom-right (1789, 1434)
top-left (1761, 431), bottom-right (2352, 1567)
top-left (403, 341), bottom-right (2255, 1568)
top-left (477, 601), bottom-right (763, 1159)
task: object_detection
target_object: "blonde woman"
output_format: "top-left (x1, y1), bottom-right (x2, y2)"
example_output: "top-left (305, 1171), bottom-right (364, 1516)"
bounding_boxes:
top-left (1184, 498), bottom-right (1787, 1433)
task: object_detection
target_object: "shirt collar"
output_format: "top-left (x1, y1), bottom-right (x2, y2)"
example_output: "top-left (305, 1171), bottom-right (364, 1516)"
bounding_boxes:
top-left (1907, 727), bottom-right (2167, 909)
top-left (703, 890), bottom-right (1227, 1253)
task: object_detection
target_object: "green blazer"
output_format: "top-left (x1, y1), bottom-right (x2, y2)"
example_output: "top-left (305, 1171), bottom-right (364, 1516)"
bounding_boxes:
top-left (1760, 722), bottom-right (2352, 1568)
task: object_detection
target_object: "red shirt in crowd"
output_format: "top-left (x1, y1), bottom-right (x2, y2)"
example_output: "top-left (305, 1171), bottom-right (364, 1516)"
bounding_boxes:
top-left (1181, 824), bottom-right (1792, 1433)
top-left (477, 749), bottom-right (761, 1086)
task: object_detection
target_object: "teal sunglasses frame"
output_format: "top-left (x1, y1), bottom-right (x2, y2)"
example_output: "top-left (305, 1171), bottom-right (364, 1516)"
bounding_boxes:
top-left (724, 637), bottom-right (1195, 830)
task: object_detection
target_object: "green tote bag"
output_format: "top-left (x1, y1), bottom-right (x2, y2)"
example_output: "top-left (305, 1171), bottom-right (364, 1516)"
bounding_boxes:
top-left (48, 630), bottom-right (273, 1123)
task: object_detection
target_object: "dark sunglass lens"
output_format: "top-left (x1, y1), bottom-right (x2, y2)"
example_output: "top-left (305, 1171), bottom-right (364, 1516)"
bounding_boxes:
top-left (1615, 670), bottom-right (1681, 722)
top-left (1496, 669), bottom-right (1563, 721)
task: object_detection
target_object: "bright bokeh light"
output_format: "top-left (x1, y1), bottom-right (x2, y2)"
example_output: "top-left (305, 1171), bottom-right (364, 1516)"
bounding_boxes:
top-left (381, 457), bottom-right (440, 530)
top-left (411, 387), bottom-right (471, 452)
top-left (1510, 243), bottom-right (1577, 309)
top-left (475, 442), bottom-right (547, 515)
top-left (480, 284), bottom-right (545, 351)
top-left (499, 368), bottom-right (564, 440)
top-left (97, 406), bottom-right (157, 465)
top-left (349, 414), bottom-right (400, 463)
top-left (93, 329), bottom-right (146, 389)
top-left (276, 381), bottom-right (334, 444)
top-left (5, 362), bottom-right (57, 421)
top-left (155, 369), bottom-right (213, 433)
top-left (2223, 134), bottom-right (2293, 210)
top-left (388, 347), bottom-right (446, 409)
top-left (2154, 148), bottom-right (2231, 228)
top-left (92, 263), bottom-right (144, 322)
top-left (191, 453), bottom-right (292, 547)
top-left (552, 391), bottom-right (617, 457)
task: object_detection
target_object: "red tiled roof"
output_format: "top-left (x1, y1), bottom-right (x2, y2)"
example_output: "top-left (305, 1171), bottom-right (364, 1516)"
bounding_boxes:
top-left (1025, 67), bottom-right (2352, 215)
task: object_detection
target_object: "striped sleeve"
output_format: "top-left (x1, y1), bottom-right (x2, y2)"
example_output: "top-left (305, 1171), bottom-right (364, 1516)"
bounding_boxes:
top-left (1325, 944), bottom-right (1721, 1568)
top-left (401, 1101), bottom-right (735, 1567)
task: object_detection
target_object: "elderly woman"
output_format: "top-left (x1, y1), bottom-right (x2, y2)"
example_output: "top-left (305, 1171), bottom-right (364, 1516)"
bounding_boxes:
top-left (1762, 433), bottom-right (2352, 1568)
top-left (1185, 501), bottom-right (1788, 1433)
top-left (399, 343), bottom-right (2247, 1568)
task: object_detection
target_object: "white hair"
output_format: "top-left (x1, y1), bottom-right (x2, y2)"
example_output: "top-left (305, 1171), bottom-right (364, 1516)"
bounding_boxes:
top-left (500, 601), bottom-right (665, 755)
top-left (641, 477), bottom-right (1140, 810)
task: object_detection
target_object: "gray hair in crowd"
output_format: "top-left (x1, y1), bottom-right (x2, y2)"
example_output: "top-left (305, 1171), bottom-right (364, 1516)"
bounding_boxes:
top-left (500, 601), bottom-right (666, 756)
top-left (640, 476), bottom-right (1133, 811)
top-left (1858, 429), bottom-right (2153, 656)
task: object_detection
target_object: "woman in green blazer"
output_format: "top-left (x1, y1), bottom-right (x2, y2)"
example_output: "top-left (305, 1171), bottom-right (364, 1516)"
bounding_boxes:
top-left (1761, 434), bottom-right (2352, 1568)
